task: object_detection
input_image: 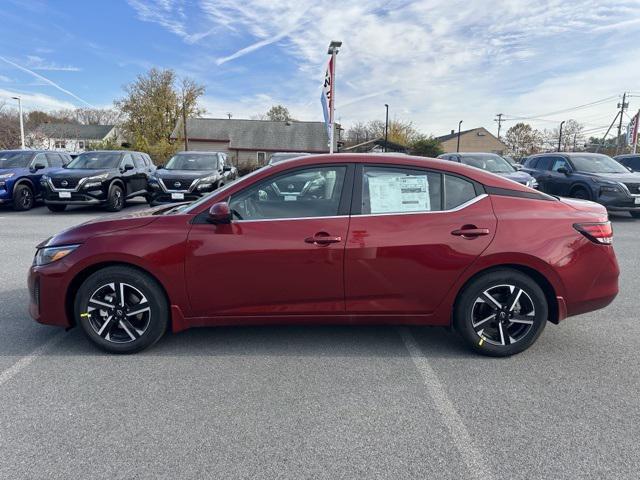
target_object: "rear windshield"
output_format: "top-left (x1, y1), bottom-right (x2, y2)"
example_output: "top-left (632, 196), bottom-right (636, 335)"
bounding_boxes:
top-left (165, 154), bottom-right (219, 170)
top-left (0, 151), bottom-right (34, 168)
top-left (67, 152), bottom-right (122, 169)
top-left (570, 154), bottom-right (629, 174)
top-left (459, 154), bottom-right (515, 173)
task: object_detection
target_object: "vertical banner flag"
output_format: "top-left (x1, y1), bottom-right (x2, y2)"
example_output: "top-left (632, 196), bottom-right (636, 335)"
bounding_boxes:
top-left (628, 111), bottom-right (639, 147)
top-left (320, 57), bottom-right (333, 140)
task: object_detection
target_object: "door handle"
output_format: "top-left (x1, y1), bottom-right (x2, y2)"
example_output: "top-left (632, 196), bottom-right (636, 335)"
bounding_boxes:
top-left (305, 232), bottom-right (342, 246)
top-left (451, 227), bottom-right (490, 238)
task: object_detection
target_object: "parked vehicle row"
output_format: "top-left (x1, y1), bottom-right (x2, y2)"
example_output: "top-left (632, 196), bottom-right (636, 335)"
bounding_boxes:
top-left (0, 149), bottom-right (237, 212)
top-left (437, 152), bottom-right (538, 189)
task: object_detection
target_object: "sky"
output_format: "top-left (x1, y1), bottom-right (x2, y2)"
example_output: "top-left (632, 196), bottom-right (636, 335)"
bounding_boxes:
top-left (1, 0), bottom-right (639, 139)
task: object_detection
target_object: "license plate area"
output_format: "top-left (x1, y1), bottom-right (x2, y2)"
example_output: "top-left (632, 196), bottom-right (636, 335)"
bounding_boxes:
top-left (58, 192), bottom-right (71, 199)
top-left (171, 193), bottom-right (185, 200)
top-left (635, 197), bottom-right (640, 205)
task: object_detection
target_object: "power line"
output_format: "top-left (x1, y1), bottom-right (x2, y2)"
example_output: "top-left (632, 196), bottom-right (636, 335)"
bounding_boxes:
top-left (502, 95), bottom-right (619, 122)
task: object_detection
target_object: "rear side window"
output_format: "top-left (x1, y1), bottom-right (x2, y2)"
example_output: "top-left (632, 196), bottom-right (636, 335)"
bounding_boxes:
top-left (444, 175), bottom-right (477, 209)
top-left (361, 166), bottom-right (442, 214)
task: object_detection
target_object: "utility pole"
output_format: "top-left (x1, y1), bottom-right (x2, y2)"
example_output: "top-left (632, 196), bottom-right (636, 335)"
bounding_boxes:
top-left (11, 96), bottom-right (25, 149)
top-left (557, 120), bottom-right (565, 152)
top-left (616, 92), bottom-right (628, 155)
top-left (596, 111), bottom-right (621, 153)
top-left (494, 113), bottom-right (504, 141)
top-left (456, 120), bottom-right (463, 152)
top-left (327, 40), bottom-right (342, 154)
top-left (384, 104), bottom-right (389, 152)
top-left (182, 106), bottom-right (189, 151)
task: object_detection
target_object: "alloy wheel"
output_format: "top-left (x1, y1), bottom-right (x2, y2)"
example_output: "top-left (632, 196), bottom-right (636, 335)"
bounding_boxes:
top-left (85, 282), bottom-right (151, 343)
top-left (470, 284), bottom-right (536, 346)
top-left (114, 190), bottom-right (123, 209)
top-left (21, 188), bottom-right (33, 209)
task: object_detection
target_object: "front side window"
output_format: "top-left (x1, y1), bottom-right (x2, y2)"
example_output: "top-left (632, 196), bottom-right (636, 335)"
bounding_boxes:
top-left (551, 158), bottom-right (570, 172)
top-left (133, 154), bottom-right (146, 168)
top-left (229, 166), bottom-right (346, 220)
top-left (32, 153), bottom-right (48, 168)
top-left (361, 166), bottom-right (442, 214)
top-left (122, 154), bottom-right (135, 169)
top-left (46, 153), bottom-right (62, 167)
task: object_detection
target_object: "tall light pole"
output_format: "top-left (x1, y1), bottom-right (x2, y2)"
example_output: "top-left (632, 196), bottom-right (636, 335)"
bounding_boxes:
top-left (384, 103), bottom-right (389, 152)
top-left (558, 120), bottom-right (565, 152)
top-left (456, 120), bottom-right (463, 152)
top-left (327, 40), bottom-right (342, 154)
top-left (11, 96), bottom-right (25, 149)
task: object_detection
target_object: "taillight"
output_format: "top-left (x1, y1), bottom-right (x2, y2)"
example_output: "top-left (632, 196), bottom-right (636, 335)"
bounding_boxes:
top-left (573, 222), bottom-right (613, 245)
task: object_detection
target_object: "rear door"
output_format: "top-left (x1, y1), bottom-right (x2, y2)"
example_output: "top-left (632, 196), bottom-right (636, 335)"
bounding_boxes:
top-left (344, 164), bottom-right (497, 316)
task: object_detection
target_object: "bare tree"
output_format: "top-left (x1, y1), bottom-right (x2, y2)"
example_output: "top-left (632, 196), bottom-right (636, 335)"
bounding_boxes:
top-left (504, 123), bottom-right (544, 158)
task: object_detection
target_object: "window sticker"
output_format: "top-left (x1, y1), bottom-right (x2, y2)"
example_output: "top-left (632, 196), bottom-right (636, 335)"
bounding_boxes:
top-left (368, 174), bottom-right (430, 213)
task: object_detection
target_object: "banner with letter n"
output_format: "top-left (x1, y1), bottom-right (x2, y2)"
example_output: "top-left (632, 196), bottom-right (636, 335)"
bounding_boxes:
top-left (320, 57), bottom-right (333, 141)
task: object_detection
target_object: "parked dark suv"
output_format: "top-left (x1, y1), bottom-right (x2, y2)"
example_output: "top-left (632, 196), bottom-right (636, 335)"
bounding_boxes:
top-left (41, 150), bottom-right (155, 212)
top-left (438, 152), bottom-right (538, 188)
top-left (147, 151), bottom-right (237, 205)
top-left (614, 154), bottom-right (640, 172)
top-left (0, 150), bottom-right (71, 211)
top-left (521, 152), bottom-right (640, 217)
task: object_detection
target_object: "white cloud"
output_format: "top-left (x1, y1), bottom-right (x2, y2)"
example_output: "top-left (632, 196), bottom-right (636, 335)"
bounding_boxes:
top-left (0, 75), bottom-right (10, 82)
top-left (0, 88), bottom-right (76, 110)
top-left (127, 0), bottom-right (640, 135)
top-left (25, 55), bottom-right (82, 72)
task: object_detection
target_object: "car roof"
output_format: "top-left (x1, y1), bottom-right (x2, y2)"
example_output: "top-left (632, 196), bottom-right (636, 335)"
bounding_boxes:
top-left (269, 153), bottom-right (534, 192)
top-left (614, 154), bottom-right (640, 159)
top-left (174, 151), bottom-right (222, 155)
top-left (0, 149), bottom-right (50, 153)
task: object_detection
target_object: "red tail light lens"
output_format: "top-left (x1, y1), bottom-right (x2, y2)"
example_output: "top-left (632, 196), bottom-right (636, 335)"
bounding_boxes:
top-left (573, 222), bottom-right (613, 245)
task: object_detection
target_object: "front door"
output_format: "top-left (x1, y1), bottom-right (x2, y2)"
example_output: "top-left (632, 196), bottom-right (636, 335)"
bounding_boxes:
top-left (185, 164), bottom-right (353, 317)
top-left (345, 165), bottom-right (497, 315)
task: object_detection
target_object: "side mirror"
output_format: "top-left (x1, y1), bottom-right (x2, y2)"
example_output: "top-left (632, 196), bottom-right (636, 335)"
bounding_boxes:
top-left (557, 167), bottom-right (570, 175)
top-left (223, 165), bottom-right (232, 172)
top-left (157, 165), bottom-right (164, 170)
top-left (207, 202), bottom-right (232, 224)
top-left (122, 164), bottom-right (134, 172)
top-left (32, 163), bottom-right (46, 171)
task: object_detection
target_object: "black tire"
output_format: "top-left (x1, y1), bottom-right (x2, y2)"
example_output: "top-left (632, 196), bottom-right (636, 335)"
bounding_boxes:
top-left (453, 269), bottom-right (548, 357)
top-left (47, 204), bottom-right (67, 212)
top-left (105, 184), bottom-right (124, 212)
top-left (74, 265), bottom-right (169, 354)
top-left (12, 184), bottom-right (34, 211)
top-left (570, 186), bottom-right (590, 200)
top-left (630, 211), bottom-right (640, 219)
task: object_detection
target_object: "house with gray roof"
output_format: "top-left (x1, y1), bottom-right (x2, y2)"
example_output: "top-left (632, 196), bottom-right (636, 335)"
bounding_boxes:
top-left (28, 123), bottom-right (120, 153)
top-left (171, 118), bottom-right (332, 167)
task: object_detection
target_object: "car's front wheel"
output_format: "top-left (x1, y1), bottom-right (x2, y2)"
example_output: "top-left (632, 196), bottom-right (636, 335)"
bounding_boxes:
top-left (75, 266), bottom-right (169, 353)
top-left (12, 184), bottom-right (34, 211)
top-left (105, 184), bottom-right (124, 212)
top-left (454, 269), bottom-right (548, 356)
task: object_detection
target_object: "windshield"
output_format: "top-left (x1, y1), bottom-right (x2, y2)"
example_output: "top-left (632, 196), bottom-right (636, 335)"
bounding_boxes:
top-left (0, 151), bottom-right (34, 169)
top-left (460, 154), bottom-right (515, 173)
top-left (67, 152), bottom-right (122, 169)
top-left (165, 153), bottom-right (219, 170)
top-left (571, 154), bottom-right (630, 174)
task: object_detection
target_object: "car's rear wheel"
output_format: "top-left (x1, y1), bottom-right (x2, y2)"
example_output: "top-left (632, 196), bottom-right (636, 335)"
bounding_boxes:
top-left (454, 269), bottom-right (548, 356)
top-left (105, 184), bottom-right (124, 212)
top-left (570, 186), bottom-right (590, 200)
top-left (47, 204), bottom-right (67, 212)
top-left (75, 266), bottom-right (169, 353)
top-left (12, 184), bottom-right (34, 211)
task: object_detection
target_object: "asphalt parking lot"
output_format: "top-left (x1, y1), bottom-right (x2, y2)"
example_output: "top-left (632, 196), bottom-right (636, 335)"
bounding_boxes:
top-left (1, 201), bottom-right (639, 480)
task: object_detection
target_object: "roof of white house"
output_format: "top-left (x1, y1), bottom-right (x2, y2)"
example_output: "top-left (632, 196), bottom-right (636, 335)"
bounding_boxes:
top-left (33, 123), bottom-right (115, 140)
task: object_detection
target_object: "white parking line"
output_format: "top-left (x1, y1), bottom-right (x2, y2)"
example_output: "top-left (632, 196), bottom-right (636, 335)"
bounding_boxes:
top-left (399, 327), bottom-right (495, 480)
top-left (0, 332), bottom-right (65, 387)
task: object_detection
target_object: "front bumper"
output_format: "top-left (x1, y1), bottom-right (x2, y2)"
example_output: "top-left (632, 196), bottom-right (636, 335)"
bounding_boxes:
top-left (43, 188), bottom-right (107, 205)
top-left (28, 262), bottom-right (73, 328)
top-left (148, 191), bottom-right (203, 205)
top-left (598, 191), bottom-right (640, 212)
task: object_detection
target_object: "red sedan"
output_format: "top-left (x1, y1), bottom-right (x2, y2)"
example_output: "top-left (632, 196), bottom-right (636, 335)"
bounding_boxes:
top-left (28, 154), bottom-right (619, 356)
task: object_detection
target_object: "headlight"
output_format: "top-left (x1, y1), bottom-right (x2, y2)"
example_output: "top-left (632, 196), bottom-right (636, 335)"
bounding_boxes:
top-left (34, 244), bottom-right (80, 266)
top-left (0, 172), bottom-right (15, 179)
top-left (82, 173), bottom-right (109, 189)
top-left (592, 179), bottom-right (622, 193)
top-left (196, 175), bottom-right (218, 190)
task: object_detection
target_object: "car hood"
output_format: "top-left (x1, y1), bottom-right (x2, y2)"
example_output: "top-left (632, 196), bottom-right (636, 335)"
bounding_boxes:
top-left (39, 205), bottom-right (173, 248)
top-left (497, 170), bottom-right (533, 185)
top-left (155, 169), bottom-right (218, 180)
top-left (48, 168), bottom-right (112, 179)
top-left (0, 167), bottom-right (30, 176)
top-left (580, 172), bottom-right (640, 184)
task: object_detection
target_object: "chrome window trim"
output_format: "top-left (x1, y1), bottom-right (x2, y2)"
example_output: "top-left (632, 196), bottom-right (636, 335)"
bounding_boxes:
top-left (231, 194), bottom-right (488, 223)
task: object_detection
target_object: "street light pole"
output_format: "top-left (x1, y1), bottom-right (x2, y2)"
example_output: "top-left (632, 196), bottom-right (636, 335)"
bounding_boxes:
top-left (327, 40), bottom-right (342, 154)
top-left (384, 104), bottom-right (389, 152)
top-left (11, 96), bottom-right (25, 149)
top-left (456, 120), bottom-right (463, 152)
top-left (558, 120), bottom-right (565, 152)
